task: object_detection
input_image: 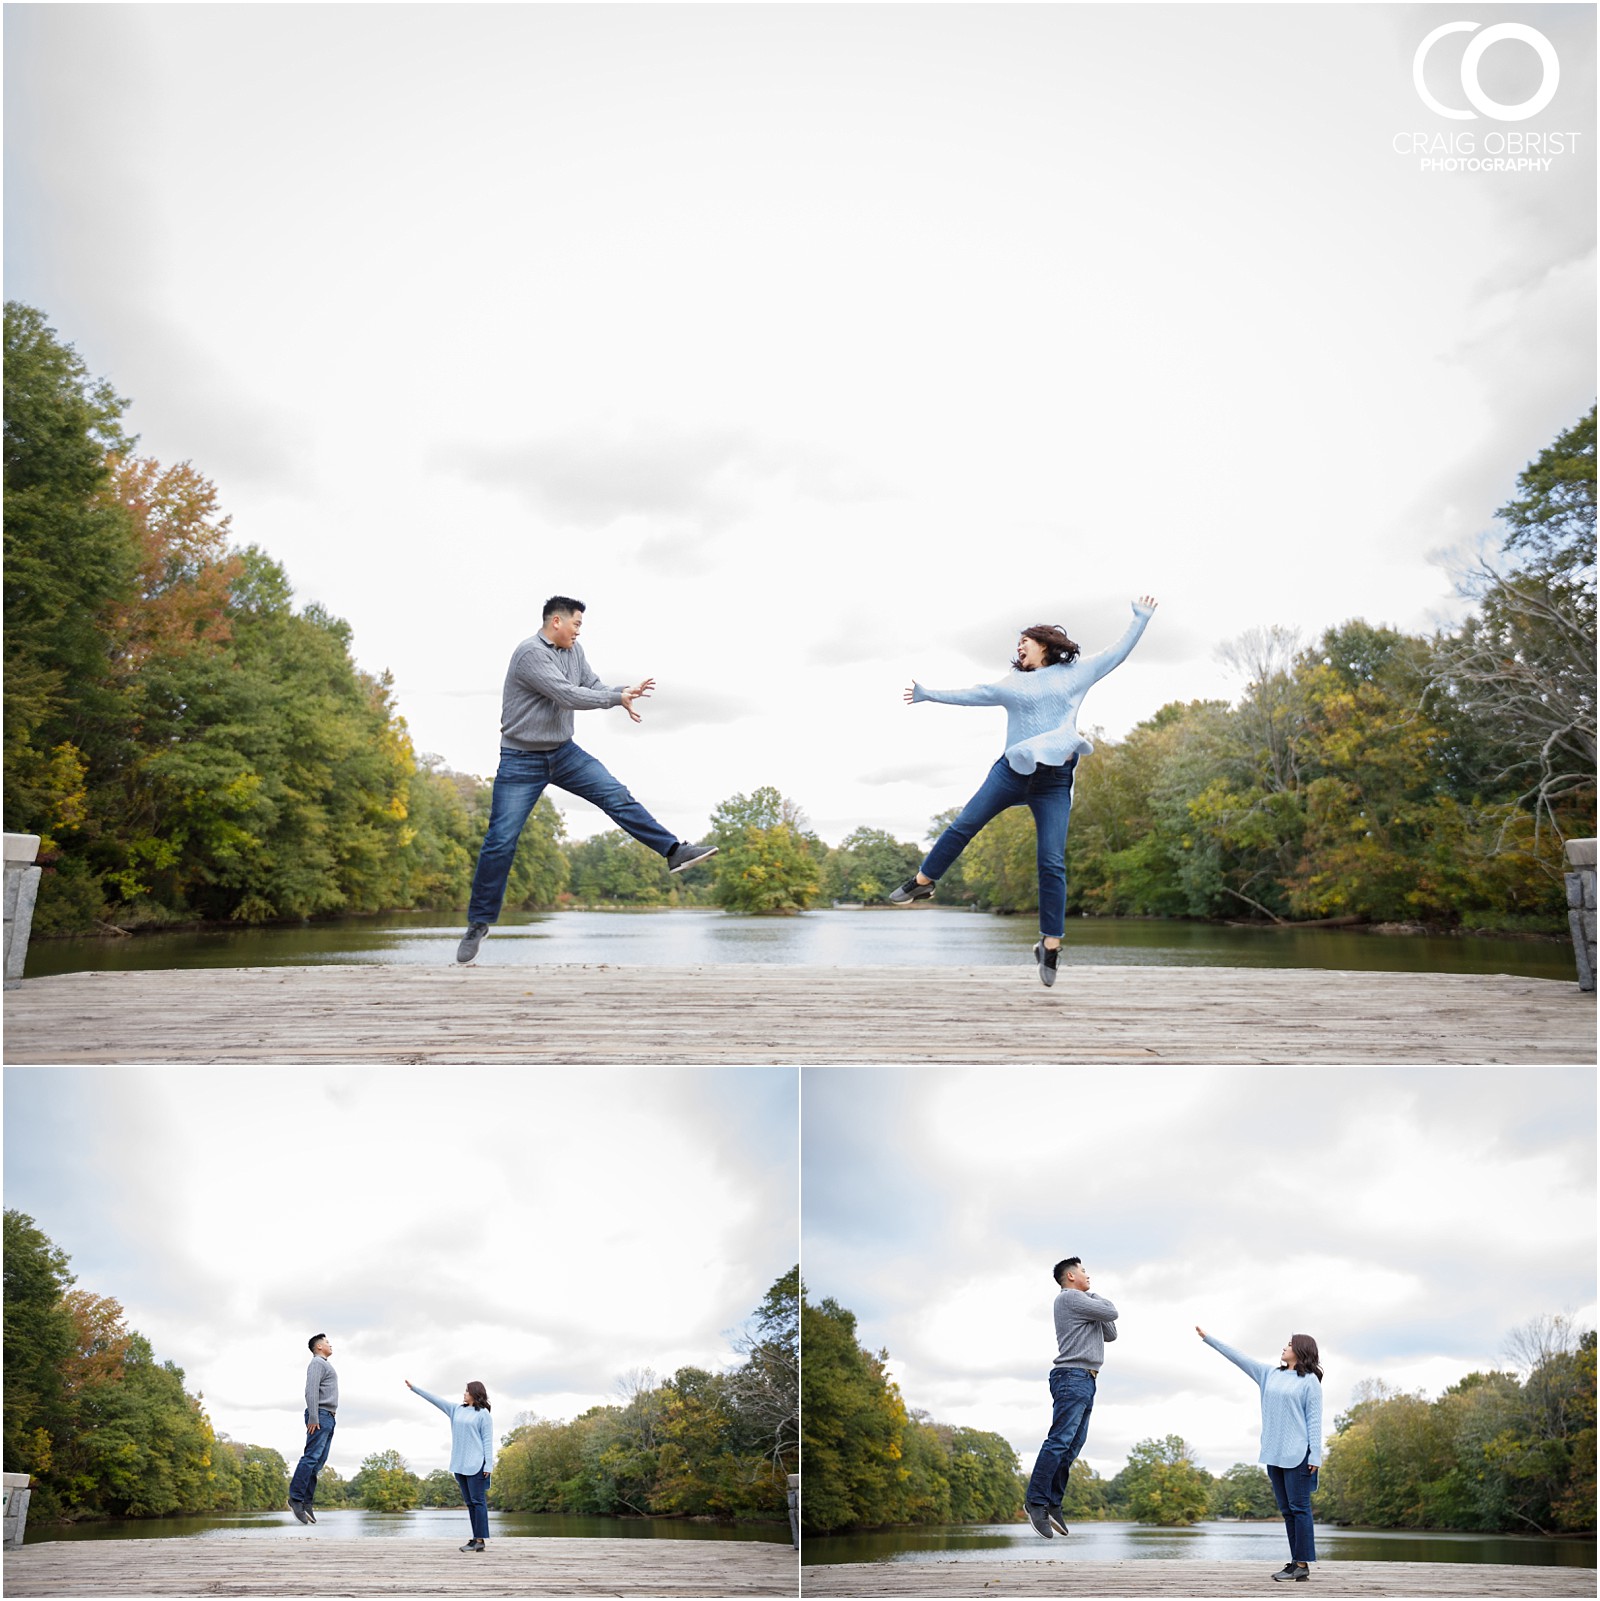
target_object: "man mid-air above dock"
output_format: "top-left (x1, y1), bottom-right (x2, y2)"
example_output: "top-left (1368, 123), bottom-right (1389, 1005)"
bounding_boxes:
top-left (455, 595), bottom-right (717, 963)
top-left (1023, 1257), bottom-right (1119, 1538)
top-left (288, 1332), bottom-right (338, 1524)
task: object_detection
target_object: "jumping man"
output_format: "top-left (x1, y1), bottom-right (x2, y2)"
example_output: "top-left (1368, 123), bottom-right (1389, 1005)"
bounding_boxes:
top-left (457, 595), bottom-right (717, 962)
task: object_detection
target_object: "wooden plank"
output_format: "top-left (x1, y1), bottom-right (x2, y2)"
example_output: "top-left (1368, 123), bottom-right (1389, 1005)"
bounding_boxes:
top-left (800, 1558), bottom-right (1596, 1596)
top-left (3, 965), bottom-right (1592, 1064)
top-left (5, 1535), bottom-right (797, 1596)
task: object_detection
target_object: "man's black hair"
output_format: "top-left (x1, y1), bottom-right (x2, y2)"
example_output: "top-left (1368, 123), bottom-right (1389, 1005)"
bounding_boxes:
top-left (1053, 1257), bottom-right (1081, 1286)
top-left (542, 595), bottom-right (586, 621)
top-left (308, 1333), bottom-right (327, 1353)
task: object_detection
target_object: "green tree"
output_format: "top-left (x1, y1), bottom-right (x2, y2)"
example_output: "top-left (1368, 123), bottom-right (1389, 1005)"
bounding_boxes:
top-left (3, 303), bottom-right (137, 868)
top-left (567, 829), bottom-right (675, 905)
top-left (1431, 406), bottom-right (1596, 841)
top-left (4, 305), bottom-right (533, 935)
top-left (1058, 1456), bottom-right (1111, 1521)
top-left (2, 1210), bottom-right (77, 1483)
top-left (708, 788), bottom-right (821, 914)
top-left (312, 1464), bottom-right (353, 1508)
top-left (1114, 1435), bottom-right (1212, 1526)
top-left (959, 807), bottom-right (1042, 914)
top-left (1208, 1461), bottom-right (1279, 1519)
top-left (799, 1294), bottom-right (908, 1532)
top-left (419, 1467), bottom-right (461, 1508)
top-left (821, 827), bottom-right (921, 904)
top-left (221, 1439), bottom-right (289, 1510)
top-left (725, 1267), bottom-right (800, 1479)
top-left (937, 1424), bottom-right (1023, 1523)
top-left (356, 1448), bottom-right (421, 1511)
top-left (4, 1214), bottom-right (302, 1521)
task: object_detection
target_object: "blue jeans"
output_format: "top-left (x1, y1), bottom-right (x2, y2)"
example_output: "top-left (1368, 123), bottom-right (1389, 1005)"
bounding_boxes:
top-left (921, 756), bottom-right (1077, 938)
top-left (467, 742), bottom-right (678, 924)
top-left (1024, 1366), bottom-right (1096, 1509)
top-left (455, 1471), bottom-right (491, 1540)
top-left (289, 1408), bottom-right (336, 1504)
top-left (1267, 1455), bottom-right (1316, 1563)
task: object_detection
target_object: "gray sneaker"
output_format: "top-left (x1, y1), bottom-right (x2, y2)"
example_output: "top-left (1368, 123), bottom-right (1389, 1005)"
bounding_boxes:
top-left (289, 1501), bottom-right (311, 1525)
top-left (303, 1505), bottom-right (317, 1524)
top-left (1033, 942), bottom-right (1059, 987)
top-left (1025, 1505), bottom-right (1054, 1539)
top-left (456, 923), bottom-right (489, 964)
top-left (667, 842), bottom-right (718, 873)
top-left (1047, 1510), bottom-right (1069, 1537)
top-left (887, 876), bottom-right (935, 905)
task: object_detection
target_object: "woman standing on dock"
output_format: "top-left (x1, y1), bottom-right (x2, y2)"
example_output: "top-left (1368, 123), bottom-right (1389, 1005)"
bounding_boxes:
top-left (1196, 1327), bottom-right (1323, 1583)
top-left (892, 596), bottom-right (1157, 985)
top-left (405, 1378), bottom-right (495, 1552)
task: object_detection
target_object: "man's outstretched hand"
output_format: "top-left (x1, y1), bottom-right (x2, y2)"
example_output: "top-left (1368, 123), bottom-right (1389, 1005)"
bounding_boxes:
top-left (621, 678), bottom-right (656, 722)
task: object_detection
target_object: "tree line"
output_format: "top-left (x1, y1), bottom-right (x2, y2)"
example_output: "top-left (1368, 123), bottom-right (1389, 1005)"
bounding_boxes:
top-left (8, 303), bottom-right (1592, 939)
top-left (800, 1289), bottom-right (1595, 1537)
top-left (305, 1269), bottom-right (799, 1523)
top-left (3, 1211), bottom-right (288, 1520)
top-left (2, 1213), bottom-right (796, 1528)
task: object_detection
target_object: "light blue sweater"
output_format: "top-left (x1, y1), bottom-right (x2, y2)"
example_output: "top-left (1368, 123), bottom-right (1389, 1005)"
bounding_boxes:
top-left (410, 1386), bottom-right (495, 1476)
top-left (912, 602), bottom-right (1156, 773)
top-left (1202, 1335), bottom-right (1323, 1469)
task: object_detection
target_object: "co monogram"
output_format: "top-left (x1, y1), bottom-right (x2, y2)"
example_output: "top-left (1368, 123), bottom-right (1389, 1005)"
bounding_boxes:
top-left (1412, 22), bottom-right (1559, 122)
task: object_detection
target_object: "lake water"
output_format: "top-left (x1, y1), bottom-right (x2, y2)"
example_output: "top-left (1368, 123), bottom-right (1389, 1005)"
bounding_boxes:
top-left (27, 1507), bottom-right (790, 1545)
top-left (23, 907), bottom-right (1574, 981)
top-left (801, 1518), bottom-right (1597, 1568)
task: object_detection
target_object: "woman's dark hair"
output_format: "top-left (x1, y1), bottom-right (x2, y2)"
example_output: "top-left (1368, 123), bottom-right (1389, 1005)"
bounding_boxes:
top-left (465, 1381), bottom-right (491, 1411)
top-left (1285, 1335), bottom-right (1323, 1381)
top-left (1014, 624), bottom-right (1079, 671)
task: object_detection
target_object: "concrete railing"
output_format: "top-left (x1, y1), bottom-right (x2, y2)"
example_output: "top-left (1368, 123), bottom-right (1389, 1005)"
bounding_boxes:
top-left (3, 834), bottom-right (43, 985)
top-left (1566, 838), bottom-right (1596, 993)
top-left (3, 1472), bottom-right (31, 1549)
top-left (787, 1473), bottom-right (799, 1548)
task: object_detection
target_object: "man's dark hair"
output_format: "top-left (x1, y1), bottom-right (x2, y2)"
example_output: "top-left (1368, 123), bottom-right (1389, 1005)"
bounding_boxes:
top-left (1053, 1257), bottom-right (1081, 1286)
top-left (542, 594), bottom-right (586, 621)
top-left (308, 1333), bottom-right (327, 1353)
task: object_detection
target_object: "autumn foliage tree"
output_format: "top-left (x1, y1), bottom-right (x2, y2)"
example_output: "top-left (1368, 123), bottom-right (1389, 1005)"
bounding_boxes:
top-left (1, 1212), bottom-right (287, 1520)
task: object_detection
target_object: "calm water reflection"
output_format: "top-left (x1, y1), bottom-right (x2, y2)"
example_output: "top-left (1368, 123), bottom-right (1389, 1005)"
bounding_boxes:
top-left (29, 1507), bottom-right (789, 1544)
top-left (801, 1518), bottom-right (1596, 1568)
top-left (24, 907), bottom-right (1573, 981)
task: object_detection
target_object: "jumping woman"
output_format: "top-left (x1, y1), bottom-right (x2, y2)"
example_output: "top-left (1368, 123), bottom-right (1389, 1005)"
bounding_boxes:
top-left (1196, 1327), bottom-right (1323, 1583)
top-left (892, 596), bottom-right (1157, 984)
top-left (404, 1378), bottom-right (495, 1552)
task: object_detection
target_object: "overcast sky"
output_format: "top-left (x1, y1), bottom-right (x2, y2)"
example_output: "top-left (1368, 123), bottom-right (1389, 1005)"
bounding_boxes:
top-left (3, 1065), bottom-right (797, 1478)
top-left (3, 4), bottom-right (1594, 849)
top-left (802, 1064), bottom-right (1596, 1482)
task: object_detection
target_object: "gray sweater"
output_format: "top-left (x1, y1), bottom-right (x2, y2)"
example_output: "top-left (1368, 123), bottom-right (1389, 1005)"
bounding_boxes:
top-left (305, 1354), bottom-right (339, 1418)
top-left (501, 633), bottom-right (625, 750)
top-left (1052, 1288), bottom-right (1119, 1370)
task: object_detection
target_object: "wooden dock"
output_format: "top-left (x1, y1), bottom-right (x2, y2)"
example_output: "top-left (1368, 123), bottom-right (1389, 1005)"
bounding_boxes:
top-left (800, 1558), bottom-right (1596, 1596)
top-left (2, 963), bottom-right (1590, 1064)
top-left (5, 1534), bottom-right (796, 1596)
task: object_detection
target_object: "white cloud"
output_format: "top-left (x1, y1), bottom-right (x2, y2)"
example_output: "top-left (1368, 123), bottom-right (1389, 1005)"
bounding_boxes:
top-left (803, 1064), bottom-right (1595, 1477)
top-left (3, 4), bottom-right (1590, 844)
top-left (4, 1066), bottom-right (797, 1477)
